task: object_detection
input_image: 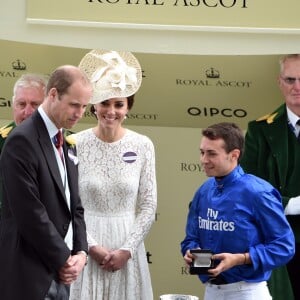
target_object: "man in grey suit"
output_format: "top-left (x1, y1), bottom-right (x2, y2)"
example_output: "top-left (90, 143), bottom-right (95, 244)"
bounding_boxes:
top-left (0, 65), bottom-right (93, 300)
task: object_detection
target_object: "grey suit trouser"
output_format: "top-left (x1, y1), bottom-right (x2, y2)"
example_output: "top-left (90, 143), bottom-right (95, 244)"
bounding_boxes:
top-left (44, 280), bottom-right (70, 300)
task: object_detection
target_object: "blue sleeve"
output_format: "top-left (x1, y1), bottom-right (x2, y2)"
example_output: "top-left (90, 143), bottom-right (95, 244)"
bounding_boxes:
top-left (249, 186), bottom-right (295, 272)
top-left (181, 189), bottom-right (202, 256)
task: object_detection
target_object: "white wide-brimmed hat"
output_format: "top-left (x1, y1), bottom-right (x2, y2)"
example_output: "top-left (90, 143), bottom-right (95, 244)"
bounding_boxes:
top-left (78, 49), bottom-right (142, 104)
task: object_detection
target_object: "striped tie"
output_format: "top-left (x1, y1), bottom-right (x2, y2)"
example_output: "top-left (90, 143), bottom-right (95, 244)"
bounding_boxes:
top-left (54, 130), bottom-right (63, 160)
top-left (297, 120), bottom-right (300, 142)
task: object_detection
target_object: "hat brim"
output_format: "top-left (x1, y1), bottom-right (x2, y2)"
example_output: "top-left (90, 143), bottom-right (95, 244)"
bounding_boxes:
top-left (78, 49), bottom-right (142, 104)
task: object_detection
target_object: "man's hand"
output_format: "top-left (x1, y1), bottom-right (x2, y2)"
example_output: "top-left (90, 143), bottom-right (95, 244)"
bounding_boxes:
top-left (58, 253), bottom-right (87, 285)
top-left (183, 249), bottom-right (195, 267)
top-left (208, 252), bottom-right (246, 277)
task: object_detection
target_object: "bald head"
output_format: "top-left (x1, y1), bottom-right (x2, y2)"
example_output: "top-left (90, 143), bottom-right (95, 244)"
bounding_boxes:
top-left (46, 65), bottom-right (91, 96)
top-left (42, 65), bottom-right (93, 129)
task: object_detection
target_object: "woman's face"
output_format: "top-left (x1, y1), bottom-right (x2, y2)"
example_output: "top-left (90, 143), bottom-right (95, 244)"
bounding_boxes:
top-left (94, 97), bottom-right (128, 130)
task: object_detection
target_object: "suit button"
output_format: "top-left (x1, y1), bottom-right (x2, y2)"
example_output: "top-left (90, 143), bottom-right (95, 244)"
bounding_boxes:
top-left (63, 224), bottom-right (69, 231)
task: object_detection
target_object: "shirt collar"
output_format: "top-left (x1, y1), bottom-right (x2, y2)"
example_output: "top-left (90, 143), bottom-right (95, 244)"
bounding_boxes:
top-left (286, 106), bottom-right (300, 129)
top-left (38, 106), bottom-right (60, 139)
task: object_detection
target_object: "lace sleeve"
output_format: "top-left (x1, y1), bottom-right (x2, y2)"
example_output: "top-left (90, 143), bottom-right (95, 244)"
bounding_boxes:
top-left (75, 131), bottom-right (99, 251)
top-left (87, 232), bottom-right (98, 250)
top-left (121, 137), bottom-right (157, 256)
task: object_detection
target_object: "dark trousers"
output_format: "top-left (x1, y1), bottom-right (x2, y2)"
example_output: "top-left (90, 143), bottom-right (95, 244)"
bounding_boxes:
top-left (44, 280), bottom-right (70, 300)
top-left (287, 242), bottom-right (300, 300)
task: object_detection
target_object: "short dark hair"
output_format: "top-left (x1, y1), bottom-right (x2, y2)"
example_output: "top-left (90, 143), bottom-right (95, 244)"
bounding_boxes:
top-left (46, 65), bottom-right (90, 97)
top-left (202, 122), bottom-right (244, 161)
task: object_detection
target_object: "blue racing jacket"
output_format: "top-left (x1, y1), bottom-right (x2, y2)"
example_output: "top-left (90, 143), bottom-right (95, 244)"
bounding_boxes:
top-left (181, 165), bottom-right (295, 284)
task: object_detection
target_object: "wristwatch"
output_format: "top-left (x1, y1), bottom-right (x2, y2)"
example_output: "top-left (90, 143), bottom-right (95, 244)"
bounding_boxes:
top-left (77, 250), bottom-right (88, 265)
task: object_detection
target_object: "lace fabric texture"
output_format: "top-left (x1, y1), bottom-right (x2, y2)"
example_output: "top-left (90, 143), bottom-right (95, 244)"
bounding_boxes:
top-left (70, 128), bottom-right (157, 300)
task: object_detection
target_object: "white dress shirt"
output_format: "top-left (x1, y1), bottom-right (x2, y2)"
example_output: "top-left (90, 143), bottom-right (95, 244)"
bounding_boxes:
top-left (38, 106), bottom-right (73, 250)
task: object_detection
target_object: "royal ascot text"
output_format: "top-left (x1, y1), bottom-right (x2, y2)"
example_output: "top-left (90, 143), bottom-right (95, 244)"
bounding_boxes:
top-left (87, 0), bottom-right (248, 8)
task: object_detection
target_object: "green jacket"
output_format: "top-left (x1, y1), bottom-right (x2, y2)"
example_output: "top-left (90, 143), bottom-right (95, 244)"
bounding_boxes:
top-left (0, 121), bottom-right (16, 154)
top-left (241, 104), bottom-right (300, 225)
top-left (0, 121), bottom-right (16, 218)
top-left (241, 103), bottom-right (295, 300)
top-left (241, 104), bottom-right (297, 205)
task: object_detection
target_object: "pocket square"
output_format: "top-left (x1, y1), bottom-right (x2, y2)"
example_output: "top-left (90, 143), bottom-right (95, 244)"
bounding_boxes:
top-left (68, 149), bottom-right (79, 165)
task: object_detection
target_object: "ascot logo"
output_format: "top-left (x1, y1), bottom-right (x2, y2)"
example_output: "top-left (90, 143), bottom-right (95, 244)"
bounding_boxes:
top-left (12, 59), bottom-right (26, 71)
top-left (0, 58), bottom-right (27, 78)
top-left (176, 67), bottom-right (252, 88)
top-left (206, 67), bottom-right (220, 79)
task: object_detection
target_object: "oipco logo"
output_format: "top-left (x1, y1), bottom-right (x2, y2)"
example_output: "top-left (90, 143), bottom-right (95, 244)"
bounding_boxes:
top-left (187, 106), bottom-right (247, 118)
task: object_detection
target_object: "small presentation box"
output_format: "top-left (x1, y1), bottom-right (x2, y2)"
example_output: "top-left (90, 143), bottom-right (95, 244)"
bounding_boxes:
top-left (189, 249), bottom-right (215, 275)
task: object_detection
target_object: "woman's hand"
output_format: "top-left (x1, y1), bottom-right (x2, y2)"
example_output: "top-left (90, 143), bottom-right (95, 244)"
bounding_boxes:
top-left (89, 245), bottom-right (110, 265)
top-left (101, 249), bottom-right (131, 272)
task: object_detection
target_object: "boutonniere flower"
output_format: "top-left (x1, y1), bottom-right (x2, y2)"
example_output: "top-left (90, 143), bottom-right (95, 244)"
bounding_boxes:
top-left (65, 134), bottom-right (78, 165)
top-left (0, 125), bottom-right (13, 138)
top-left (65, 134), bottom-right (76, 149)
top-left (256, 112), bottom-right (278, 124)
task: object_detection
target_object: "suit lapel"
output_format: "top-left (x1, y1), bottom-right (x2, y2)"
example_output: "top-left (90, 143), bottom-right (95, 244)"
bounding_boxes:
top-left (33, 112), bottom-right (68, 204)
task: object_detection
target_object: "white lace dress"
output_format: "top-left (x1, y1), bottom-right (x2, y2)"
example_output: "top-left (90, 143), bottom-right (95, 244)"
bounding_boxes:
top-left (70, 128), bottom-right (157, 300)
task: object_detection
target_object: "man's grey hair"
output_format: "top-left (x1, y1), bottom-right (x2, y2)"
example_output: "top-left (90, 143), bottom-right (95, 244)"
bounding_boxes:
top-left (279, 54), bottom-right (300, 73)
top-left (12, 73), bottom-right (48, 103)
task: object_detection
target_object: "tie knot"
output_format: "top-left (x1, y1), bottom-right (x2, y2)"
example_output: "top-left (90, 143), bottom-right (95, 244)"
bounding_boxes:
top-left (54, 130), bottom-right (63, 149)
